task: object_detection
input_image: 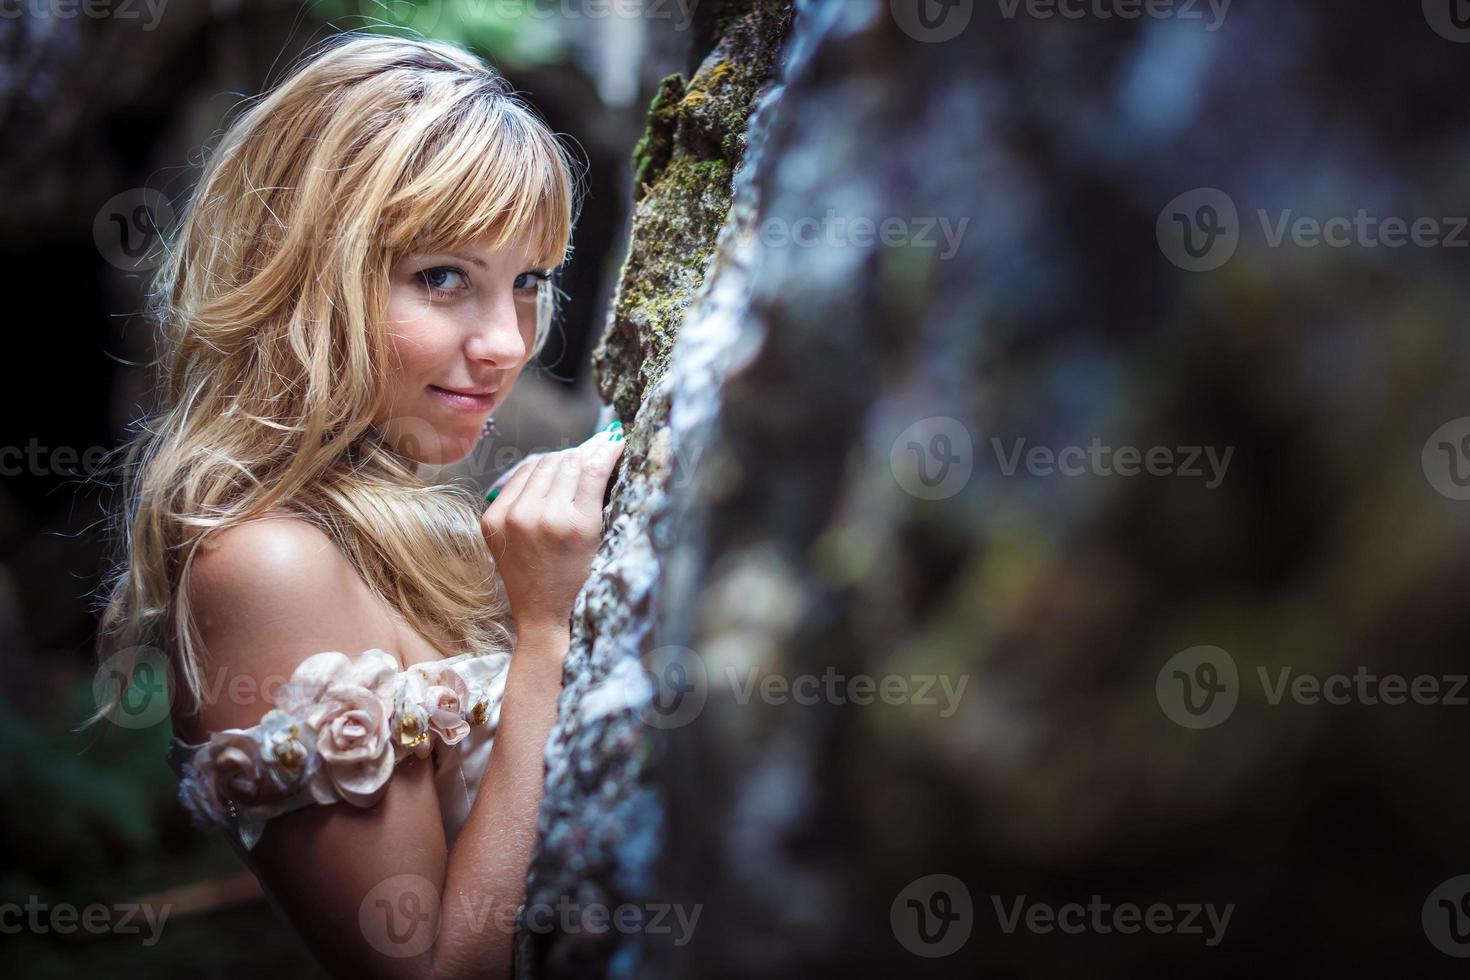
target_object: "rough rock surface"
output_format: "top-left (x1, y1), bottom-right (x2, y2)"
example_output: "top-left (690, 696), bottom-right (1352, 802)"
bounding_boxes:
top-left (516, 3), bottom-right (792, 979)
top-left (526, 1), bottom-right (1470, 977)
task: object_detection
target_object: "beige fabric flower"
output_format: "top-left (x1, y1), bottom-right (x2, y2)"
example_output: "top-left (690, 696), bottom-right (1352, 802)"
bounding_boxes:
top-left (404, 660), bottom-right (472, 749)
top-left (279, 649), bottom-right (399, 807)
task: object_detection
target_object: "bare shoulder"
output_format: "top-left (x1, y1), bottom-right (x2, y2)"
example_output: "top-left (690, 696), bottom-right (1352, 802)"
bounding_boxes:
top-left (178, 515), bottom-right (399, 733)
top-left (190, 515), bottom-right (353, 602)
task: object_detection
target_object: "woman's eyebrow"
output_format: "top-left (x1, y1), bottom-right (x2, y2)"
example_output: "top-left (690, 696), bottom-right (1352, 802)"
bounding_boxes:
top-left (445, 251), bottom-right (490, 271)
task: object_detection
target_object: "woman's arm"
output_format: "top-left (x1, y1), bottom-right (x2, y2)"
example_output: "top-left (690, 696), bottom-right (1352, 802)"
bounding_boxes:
top-left (428, 619), bottom-right (569, 980)
top-left (179, 518), bottom-right (555, 980)
top-left (180, 436), bottom-right (621, 980)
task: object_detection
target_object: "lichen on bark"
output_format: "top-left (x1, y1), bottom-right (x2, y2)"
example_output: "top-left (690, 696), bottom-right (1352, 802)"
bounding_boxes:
top-left (591, 0), bottom-right (793, 426)
top-left (515, 4), bottom-right (794, 980)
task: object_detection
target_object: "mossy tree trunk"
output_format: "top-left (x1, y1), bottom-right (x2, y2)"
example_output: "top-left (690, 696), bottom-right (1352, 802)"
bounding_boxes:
top-left (526, 1), bottom-right (1470, 978)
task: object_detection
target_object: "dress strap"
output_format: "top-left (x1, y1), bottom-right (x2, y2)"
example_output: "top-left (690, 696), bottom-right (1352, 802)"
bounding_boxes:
top-left (166, 648), bottom-right (511, 850)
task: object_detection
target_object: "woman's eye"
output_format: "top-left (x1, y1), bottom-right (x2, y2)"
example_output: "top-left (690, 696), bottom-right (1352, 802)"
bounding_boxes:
top-left (514, 270), bottom-right (551, 293)
top-left (416, 266), bottom-right (468, 293)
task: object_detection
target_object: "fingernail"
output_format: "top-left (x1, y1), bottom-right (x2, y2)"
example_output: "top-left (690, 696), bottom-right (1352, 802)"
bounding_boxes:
top-left (602, 419), bottom-right (623, 433)
top-left (485, 487), bottom-right (501, 503)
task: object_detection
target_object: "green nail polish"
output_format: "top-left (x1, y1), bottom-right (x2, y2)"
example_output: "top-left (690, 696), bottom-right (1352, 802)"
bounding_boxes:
top-left (485, 487), bottom-right (501, 503)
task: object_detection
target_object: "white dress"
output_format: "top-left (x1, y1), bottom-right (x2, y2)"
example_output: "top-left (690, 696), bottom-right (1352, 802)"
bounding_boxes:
top-left (164, 647), bottom-right (512, 861)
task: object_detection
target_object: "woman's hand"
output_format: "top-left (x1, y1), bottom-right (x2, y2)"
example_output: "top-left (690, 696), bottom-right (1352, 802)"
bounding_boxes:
top-left (479, 428), bottom-right (625, 632)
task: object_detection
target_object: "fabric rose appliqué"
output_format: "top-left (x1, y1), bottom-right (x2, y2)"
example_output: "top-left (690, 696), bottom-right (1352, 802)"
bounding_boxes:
top-left (177, 709), bottom-right (316, 830)
top-left (276, 649), bottom-right (400, 807)
top-left (397, 660), bottom-right (472, 759)
top-left (170, 648), bottom-right (513, 849)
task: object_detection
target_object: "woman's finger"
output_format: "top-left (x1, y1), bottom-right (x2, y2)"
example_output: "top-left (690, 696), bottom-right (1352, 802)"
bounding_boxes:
top-left (551, 435), bottom-right (617, 506)
top-left (486, 452), bottom-right (545, 512)
top-left (573, 438), bottom-right (624, 517)
top-left (489, 452), bottom-right (540, 493)
top-left (519, 448), bottom-right (568, 503)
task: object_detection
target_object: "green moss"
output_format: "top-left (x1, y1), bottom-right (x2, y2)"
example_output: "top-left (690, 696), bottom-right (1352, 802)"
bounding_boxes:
top-left (593, 0), bottom-right (793, 419)
top-left (631, 74), bottom-right (686, 203)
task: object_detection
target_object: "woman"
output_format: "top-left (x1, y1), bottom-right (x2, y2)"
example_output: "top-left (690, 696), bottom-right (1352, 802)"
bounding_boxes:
top-left (81, 33), bottom-right (624, 979)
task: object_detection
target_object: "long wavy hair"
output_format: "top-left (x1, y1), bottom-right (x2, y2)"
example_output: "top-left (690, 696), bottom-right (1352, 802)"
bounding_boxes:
top-left (81, 33), bottom-right (578, 728)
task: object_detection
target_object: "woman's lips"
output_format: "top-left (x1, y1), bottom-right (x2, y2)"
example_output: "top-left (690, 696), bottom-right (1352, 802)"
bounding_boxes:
top-left (429, 385), bottom-right (498, 412)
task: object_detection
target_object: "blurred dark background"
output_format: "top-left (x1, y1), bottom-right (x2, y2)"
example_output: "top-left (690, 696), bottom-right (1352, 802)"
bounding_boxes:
top-left (0, 2), bottom-right (702, 975)
top-left (5, 0), bottom-right (1470, 977)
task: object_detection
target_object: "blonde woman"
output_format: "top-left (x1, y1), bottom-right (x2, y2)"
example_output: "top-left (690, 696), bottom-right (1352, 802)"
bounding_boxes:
top-left (81, 34), bottom-right (625, 980)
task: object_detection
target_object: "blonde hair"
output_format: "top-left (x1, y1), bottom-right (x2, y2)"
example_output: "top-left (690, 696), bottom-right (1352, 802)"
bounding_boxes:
top-left (82, 33), bottom-right (578, 728)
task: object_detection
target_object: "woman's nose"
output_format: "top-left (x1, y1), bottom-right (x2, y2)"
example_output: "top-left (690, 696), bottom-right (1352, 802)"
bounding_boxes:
top-left (466, 296), bottom-right (528, 368)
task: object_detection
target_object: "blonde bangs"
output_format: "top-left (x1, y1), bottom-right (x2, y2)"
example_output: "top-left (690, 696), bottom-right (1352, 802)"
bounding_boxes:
top-left (384, 92), bottom-right (574, 270)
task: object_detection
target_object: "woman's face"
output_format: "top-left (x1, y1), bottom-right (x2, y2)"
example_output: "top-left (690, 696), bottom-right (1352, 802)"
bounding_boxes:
top-left (375, 236), bottom-right (551, 466)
